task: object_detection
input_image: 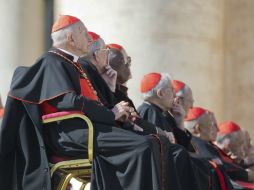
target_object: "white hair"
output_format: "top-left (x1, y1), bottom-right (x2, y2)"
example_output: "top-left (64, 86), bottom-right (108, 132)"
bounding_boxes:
top-left (216, 131), bottom-right (239, 145)
top-left (90, 38), bottom-right (104, 54)
top-left (51, 21), bottom-right (82, 47)
top-left (175, 85), bottom-right (189, 98)
top-left (184, 111), bottom-right (210, 133)
top-left (142, 73), bottom-right (172, 100)
top-left (184, 120), bottom-right (198, 133)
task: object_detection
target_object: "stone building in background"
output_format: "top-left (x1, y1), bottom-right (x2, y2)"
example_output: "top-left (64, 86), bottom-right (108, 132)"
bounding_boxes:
top-left (0, 0), bottom-right (253, 137)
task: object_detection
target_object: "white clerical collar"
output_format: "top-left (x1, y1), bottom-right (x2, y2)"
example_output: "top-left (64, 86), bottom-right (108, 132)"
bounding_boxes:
top-left (58, 48), bottom-right (79, 62)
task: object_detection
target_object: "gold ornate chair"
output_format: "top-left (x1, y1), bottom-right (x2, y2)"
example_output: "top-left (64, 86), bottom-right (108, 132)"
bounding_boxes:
top-left (42, 111), bottom-right (93, 190)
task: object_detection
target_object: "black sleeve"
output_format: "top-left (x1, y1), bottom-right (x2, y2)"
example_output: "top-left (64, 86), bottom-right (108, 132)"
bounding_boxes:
top-left (173, 127), bottom-right (193, 150)
top-left (138, 107), bottom-right (167, 130)
top-left (224, 163), bottom-right (249, 182)
top-left (134, 118), bottom-right (157, 135)
top-left (48, 92), bottom-right (116, 126)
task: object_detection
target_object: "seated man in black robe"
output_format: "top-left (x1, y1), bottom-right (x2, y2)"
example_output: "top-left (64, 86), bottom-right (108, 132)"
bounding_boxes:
top-left (0, 15), bottom-right (167, 190)
top-left (184, 107), bottom-right (254, 189)
top-left (172, 79), bottom-right (253, 182)
top-left (81, 32), bottom-right (168, 136)
top-left (80, 34), bottom-right (204, 189)
top-left (134, 73), bottom-right (204, 189)
top-left (216, 121), bottom-right (246, 164)
top-left (80, 32), bottom-right (185, 190)
top-left (107, 43), bottom-right (194, 146)
top-left (137, 72), bottom-right (240, 190)
top-left (216, 121), bottom-right (254, 182)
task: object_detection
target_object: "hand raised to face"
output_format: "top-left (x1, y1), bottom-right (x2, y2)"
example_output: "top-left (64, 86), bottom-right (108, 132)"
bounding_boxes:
top-left (101, 65), bottom-right (117, 92)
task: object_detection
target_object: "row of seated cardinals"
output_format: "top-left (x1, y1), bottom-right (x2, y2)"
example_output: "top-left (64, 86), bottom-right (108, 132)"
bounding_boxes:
top-left (1, 15), bottom-right (254, 190)
top-left (174, 80), bottom-right (254, 189)
top-left (87, 30), bottom-right (254, 189)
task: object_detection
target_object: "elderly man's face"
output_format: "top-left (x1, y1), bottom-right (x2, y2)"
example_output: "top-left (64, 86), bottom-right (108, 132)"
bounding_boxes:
top-left (93, 38), bottom-right (110, 74)
top-left (176, 87), bottom-right (194, 115)
top-left (109, 48), bottom-right (132, 84)
top-left (159, 82), bottom-right (175, 110)
top-left (227, 131), bottom-right (246, 162)
top-left (72, 24), bottom-right (92, 56)
top-left (183, 87), bottom-right (194, 113)
top-left (198, 113), bottom-right (218, 142)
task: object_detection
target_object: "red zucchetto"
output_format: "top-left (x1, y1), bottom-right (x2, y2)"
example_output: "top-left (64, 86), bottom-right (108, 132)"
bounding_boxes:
top-left (218, 121), bottom-right (241, 135)
top-left (185, 107), bottom-right (207, 121)
top-left (172, 80), bottom-right (185, 93)
top-left (52, 15), bottom-right (80, 33)
top-left (140, 73), bottom-right (162, 93)
top-left (106, 43), bottom-right (123, 51)
top-left (88, 31), bottom-right (100, 42)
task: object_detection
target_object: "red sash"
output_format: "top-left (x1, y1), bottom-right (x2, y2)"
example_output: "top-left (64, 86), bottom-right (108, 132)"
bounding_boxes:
top-left (79, 78), bottom-right (98, 101)
top-left (209, 161), bottom-right (228, 190)
top-left (0, 108), bottom-right (4, 118)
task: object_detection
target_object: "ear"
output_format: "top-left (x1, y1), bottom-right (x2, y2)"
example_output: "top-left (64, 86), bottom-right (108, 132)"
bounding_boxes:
top-left (156, 88), bottom-right (164, 98)
top-left (194, 124), bottom-right (201, 135)
top-left (66, 33), bottom-right (75, 46)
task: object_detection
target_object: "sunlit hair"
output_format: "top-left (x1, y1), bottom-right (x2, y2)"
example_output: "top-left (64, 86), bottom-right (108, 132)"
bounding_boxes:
top-left (216, 131), bottom-right (239, 145)
top-left (142, 73), bottom-right (172, 100)
top-left (90, 38), bottom-right (104, 54)
top-left (184, 111), bottom-right (211, 133)
top-left (175, 85), bottom-right (190, 98)
top-left (51, 21), bottom-right (82, 47)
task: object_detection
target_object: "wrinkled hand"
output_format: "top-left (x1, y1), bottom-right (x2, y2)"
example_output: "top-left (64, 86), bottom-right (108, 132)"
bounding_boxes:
top-left (170, 98), bottom-right (186, 118)
top-left (111, 101), bottom-right (131, 122)
top-left (156, 127), bottom-right (176, 143)
top-left (101, 65), bottom-right (117, 92)
top-left (170, 97), bottom-right (186, 129)
top-left (129, 110), bottom-right (140, 121)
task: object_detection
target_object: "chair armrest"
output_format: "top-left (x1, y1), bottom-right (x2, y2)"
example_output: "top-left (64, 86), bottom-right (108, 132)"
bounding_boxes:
top-left (42, 111), bottom-right (94, 163)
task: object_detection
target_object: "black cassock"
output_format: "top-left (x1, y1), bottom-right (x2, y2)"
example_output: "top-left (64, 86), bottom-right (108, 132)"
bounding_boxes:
top-left (191, 136), bottom-right (250, 189)
top-left (80, 60), bottom-right (204, 189)
top-left (80, 60), bottom-right (159, 135)
top-left (0, 49), bottom-right (165, 190)
top-left (137, 102), bottom-right (238, 190)
top-left (109, 85), bottom-right (203, 189)
top-left (80, 60), bottom-right (181, 189)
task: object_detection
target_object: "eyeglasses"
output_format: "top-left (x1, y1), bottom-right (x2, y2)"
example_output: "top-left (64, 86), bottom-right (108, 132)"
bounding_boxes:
top-left (124, 56), bottom-right (131, 67)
